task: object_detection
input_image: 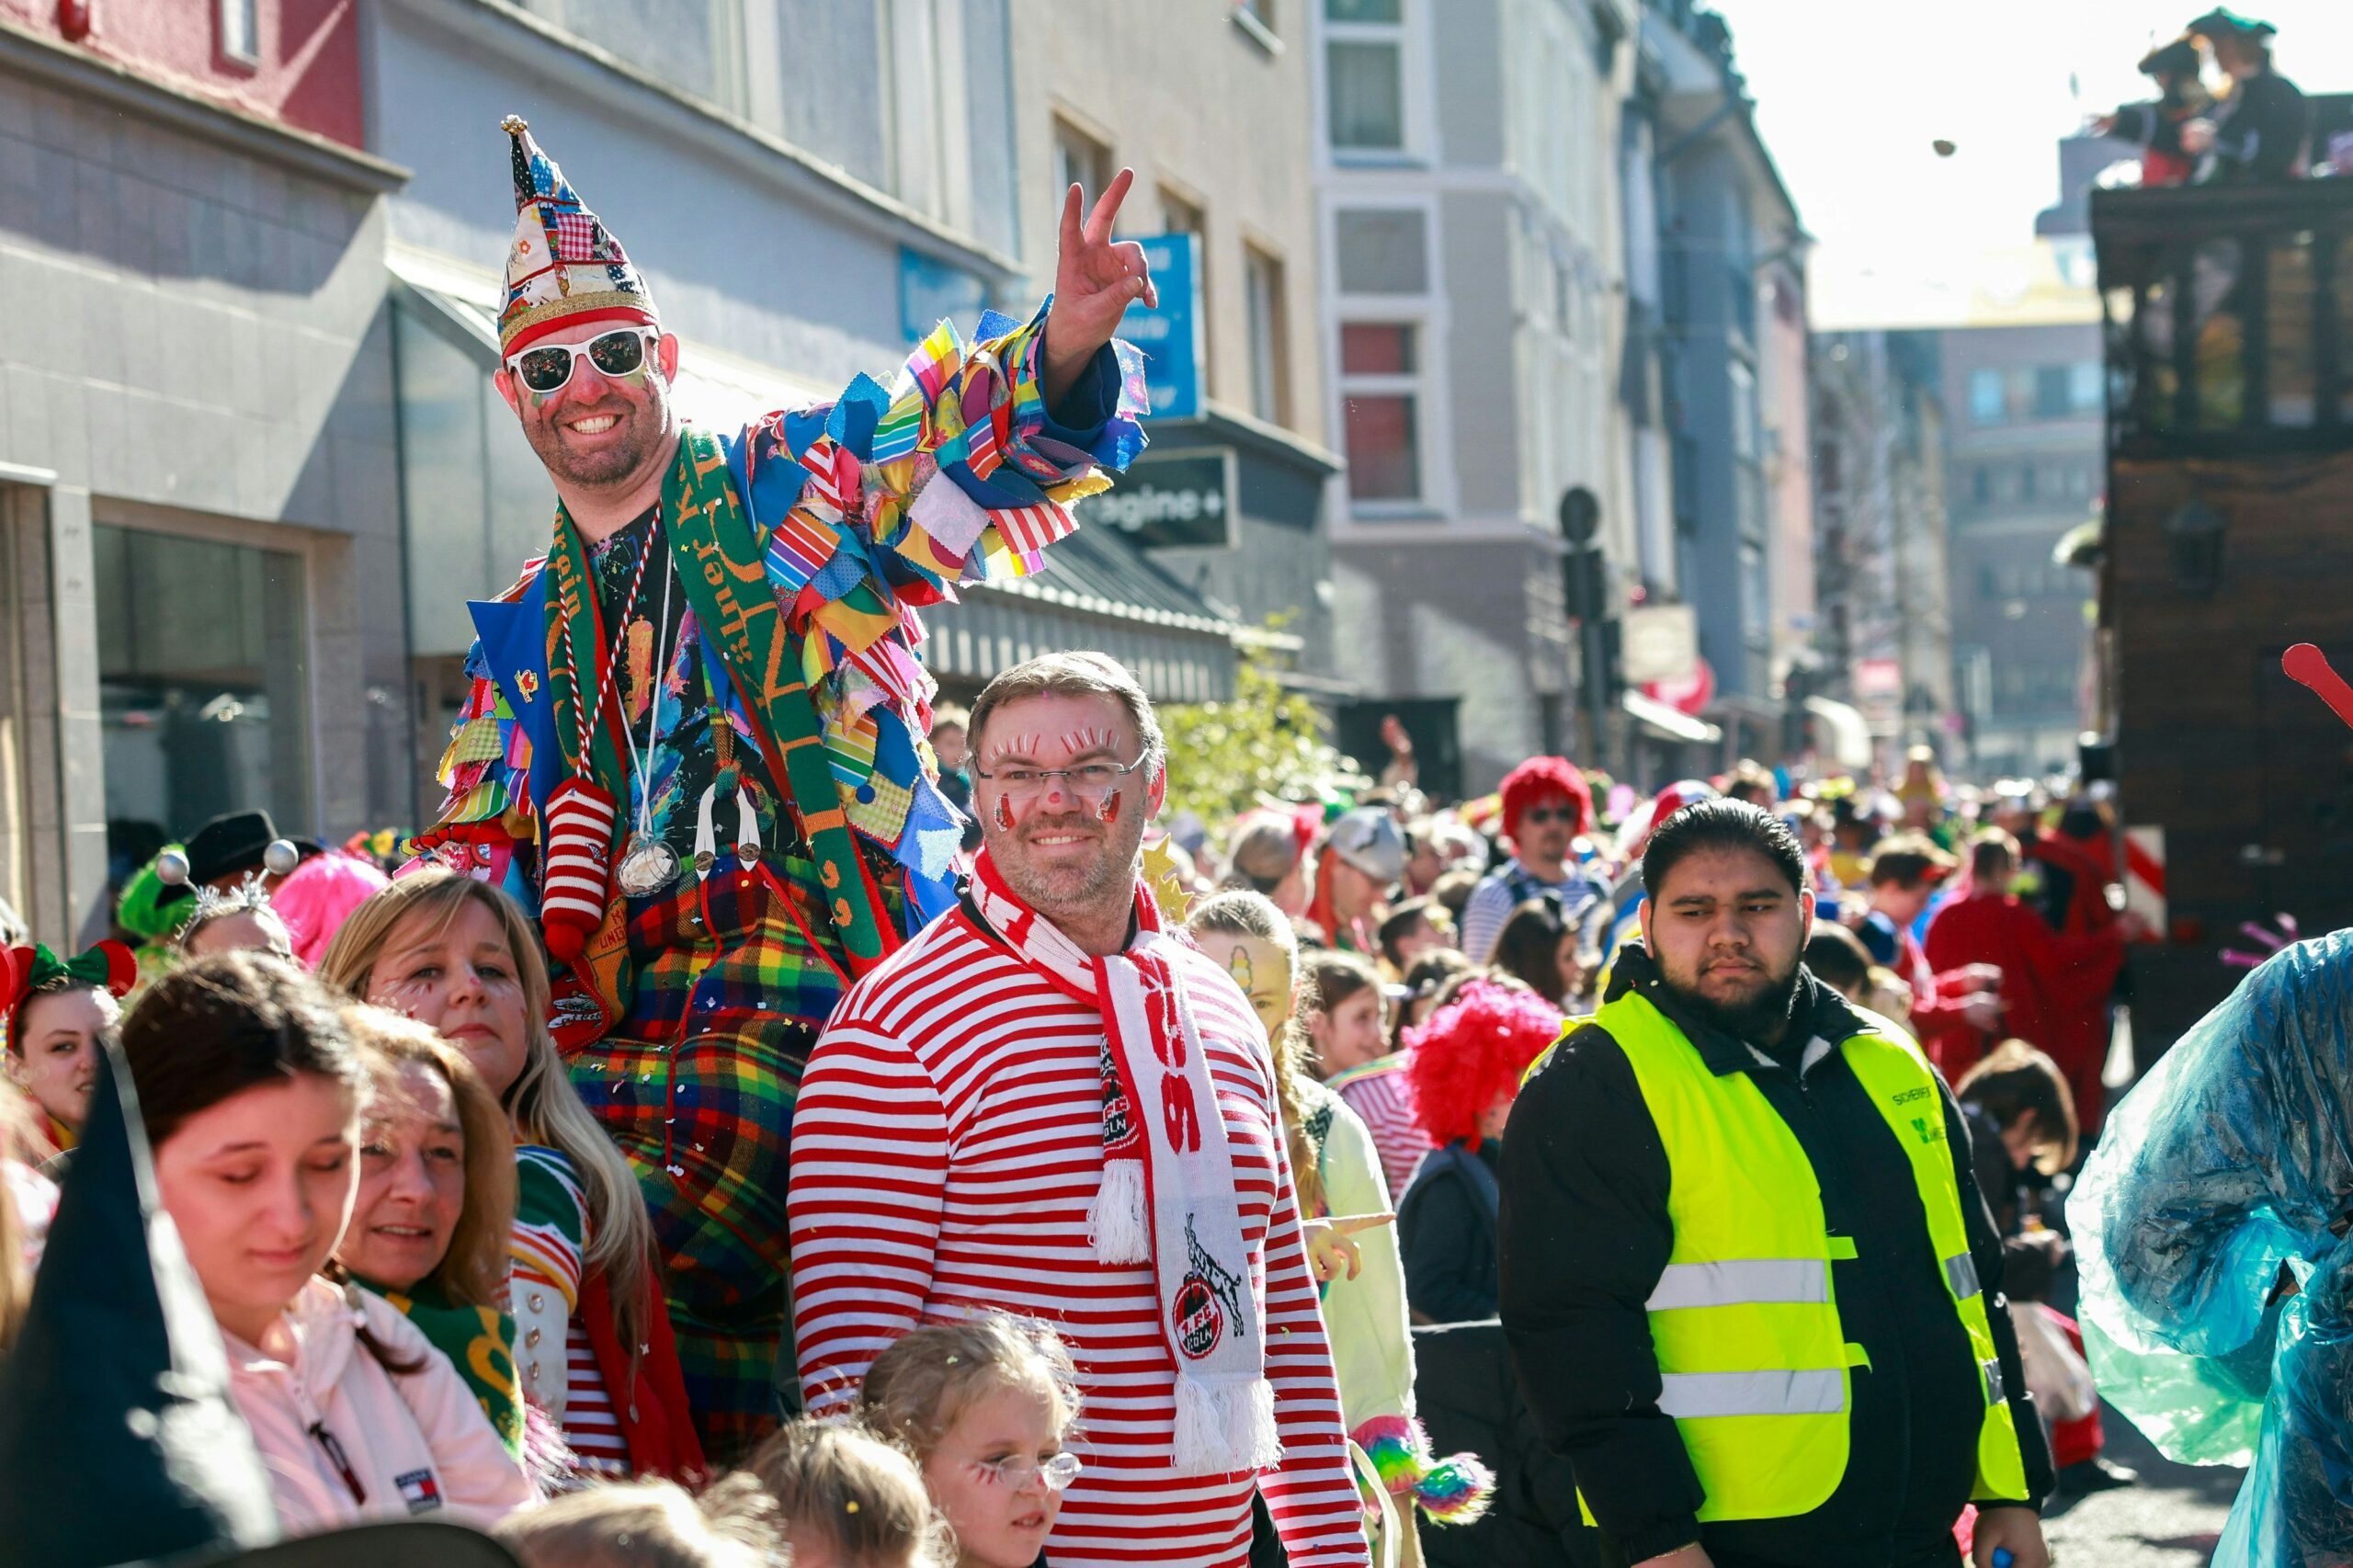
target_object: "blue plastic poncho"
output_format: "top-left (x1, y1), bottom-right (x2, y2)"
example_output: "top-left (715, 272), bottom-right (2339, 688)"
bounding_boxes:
top-left (2070, 932), bottom-right (2353, 1567)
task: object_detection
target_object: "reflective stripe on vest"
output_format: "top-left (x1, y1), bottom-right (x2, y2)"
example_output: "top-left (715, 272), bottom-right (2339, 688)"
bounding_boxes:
top-left (1585, 987), bottom-right (2031, 1525)
top-left (1657, 1368), bottom-right (1846, 1419)
top-left (1646, 1258), bottom-right (1830, 1311)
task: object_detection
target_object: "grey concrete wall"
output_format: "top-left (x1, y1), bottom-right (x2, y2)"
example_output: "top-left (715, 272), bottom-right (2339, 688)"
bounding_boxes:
top-left (375, 3), bottom-right (926, 396)
top-left (0, 61), bottom-right (412, 916)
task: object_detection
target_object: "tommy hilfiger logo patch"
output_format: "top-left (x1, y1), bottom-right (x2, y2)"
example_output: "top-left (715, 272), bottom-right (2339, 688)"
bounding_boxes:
top-left (394, 1468), bottom-right (443, 1515)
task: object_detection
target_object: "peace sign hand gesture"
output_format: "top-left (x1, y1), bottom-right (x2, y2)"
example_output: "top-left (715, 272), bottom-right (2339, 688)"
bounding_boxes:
top-left (1042, 168), bottom-right (1158, 406)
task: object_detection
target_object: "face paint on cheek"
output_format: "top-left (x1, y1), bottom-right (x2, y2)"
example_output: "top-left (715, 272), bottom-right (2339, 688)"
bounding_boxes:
top-left (995, 795), bottom-right (1017, 832)
top-left (1095, 791), bottom-right (1121, 824)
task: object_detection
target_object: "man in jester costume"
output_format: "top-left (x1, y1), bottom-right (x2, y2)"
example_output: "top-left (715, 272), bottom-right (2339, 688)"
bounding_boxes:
top-left (409, 116), bottom-right (1154, 1460)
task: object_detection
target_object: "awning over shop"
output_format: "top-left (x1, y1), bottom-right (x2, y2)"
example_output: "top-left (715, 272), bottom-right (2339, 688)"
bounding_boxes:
top-left (1804, 696), bottom-right (1875, 771)
top-left (1623, 687), bottom-right (1723, 746)
top-left (938, 525), bottom-right (1242, 704)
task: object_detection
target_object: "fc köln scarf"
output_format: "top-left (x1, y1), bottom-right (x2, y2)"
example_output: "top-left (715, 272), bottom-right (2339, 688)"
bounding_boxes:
top-left (969, 850), bottom-right (1281, 1474)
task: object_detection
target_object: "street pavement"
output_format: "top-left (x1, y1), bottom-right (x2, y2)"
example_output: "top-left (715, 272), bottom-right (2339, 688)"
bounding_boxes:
top-left (2040, 1401), bottom-right (2244, 1567)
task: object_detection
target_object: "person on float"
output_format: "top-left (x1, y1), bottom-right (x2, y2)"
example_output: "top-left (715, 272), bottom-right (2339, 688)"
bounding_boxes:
top-left (404, 117), bottom-right (1153, 1460)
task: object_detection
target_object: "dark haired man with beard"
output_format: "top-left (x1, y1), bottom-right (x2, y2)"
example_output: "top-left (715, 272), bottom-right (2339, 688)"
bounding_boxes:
top-left (1498, 801), bottom-right (2053, 1568)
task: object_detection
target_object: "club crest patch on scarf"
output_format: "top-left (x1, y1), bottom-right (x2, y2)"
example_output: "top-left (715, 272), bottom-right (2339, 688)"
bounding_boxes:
top-left (1176, 1216), bottom-right (1247, 1361)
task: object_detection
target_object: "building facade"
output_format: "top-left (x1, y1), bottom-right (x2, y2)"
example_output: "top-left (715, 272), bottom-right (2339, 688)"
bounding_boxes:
top-left (1809, 330), bottom-right (1957, 771)
top-left (0, 1), bottom-right (408, 939)
top-left (1307, 0), bottom-right (1638, 798)
top-left (1007, 0), bottom-right (1341, 679)
top-left (1637, 0), bottom-right (1804, 757)
top-left (1936, 321), bottom-right (2105, 777)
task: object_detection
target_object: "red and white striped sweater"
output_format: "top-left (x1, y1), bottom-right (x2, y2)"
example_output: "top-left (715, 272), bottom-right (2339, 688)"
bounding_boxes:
top-left (788, 903), bottom-right (1370, 1568)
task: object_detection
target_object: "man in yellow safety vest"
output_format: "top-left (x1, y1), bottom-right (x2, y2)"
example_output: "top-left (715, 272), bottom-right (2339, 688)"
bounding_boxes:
top-left (1499, 800), bottom-right (2053, 1568)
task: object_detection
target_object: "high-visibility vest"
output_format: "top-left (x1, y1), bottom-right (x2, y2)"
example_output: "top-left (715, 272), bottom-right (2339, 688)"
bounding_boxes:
top-left (1588, 987), bottom-right (2030, 1523)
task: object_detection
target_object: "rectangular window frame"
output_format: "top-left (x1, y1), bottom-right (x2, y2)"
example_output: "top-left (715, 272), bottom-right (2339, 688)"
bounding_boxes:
top-left (1244, 239), bottom-right (1292, 428)
top-left (219, 0), bottom-right (260, 67)
top-left (1317, 0), bottom-right (1431, 165)
top-left (1337, 313), bottom-right (1432, 511)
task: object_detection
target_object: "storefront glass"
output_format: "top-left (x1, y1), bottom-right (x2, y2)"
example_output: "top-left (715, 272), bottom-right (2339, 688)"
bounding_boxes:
top-left (93, 525), bottom-right (313, 841)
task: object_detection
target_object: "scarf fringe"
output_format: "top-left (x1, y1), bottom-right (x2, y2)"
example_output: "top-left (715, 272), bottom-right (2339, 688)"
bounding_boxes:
top-left (1090, 1156), bottom-right (1151, 1264)
top-left (1174, 1373), bottom-right (1283, 1475)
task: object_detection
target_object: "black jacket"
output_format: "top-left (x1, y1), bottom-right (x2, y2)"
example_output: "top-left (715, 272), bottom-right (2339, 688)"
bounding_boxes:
top-left (2201, 66), bottom-right (2310, 184)
top-left (1414, 1319), bottom-right (1599, 1568)
top-left (1400, 1140), bottom-right (1502, 1324)
top-left (1498, 948), bottom-right (2054, 1568)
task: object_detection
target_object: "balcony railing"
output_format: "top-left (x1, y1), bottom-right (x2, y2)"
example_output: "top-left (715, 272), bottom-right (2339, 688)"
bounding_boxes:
top-left (2093, 175), bottom-right (2353, 455)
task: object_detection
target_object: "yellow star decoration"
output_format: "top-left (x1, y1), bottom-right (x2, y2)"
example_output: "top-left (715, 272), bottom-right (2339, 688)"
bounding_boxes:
top-left (1143, 835), bottom-right (1192, 925)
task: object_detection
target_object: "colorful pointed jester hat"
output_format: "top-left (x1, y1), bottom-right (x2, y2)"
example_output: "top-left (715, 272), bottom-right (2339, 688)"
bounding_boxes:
top-left (495, 115), bottom-right (658, 355)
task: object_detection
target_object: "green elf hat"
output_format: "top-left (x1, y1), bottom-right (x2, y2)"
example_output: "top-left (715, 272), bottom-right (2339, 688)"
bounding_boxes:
top-left (495, 114), bottom-right (659, 356)
top-left (117, 846), bottom-right (195, 943)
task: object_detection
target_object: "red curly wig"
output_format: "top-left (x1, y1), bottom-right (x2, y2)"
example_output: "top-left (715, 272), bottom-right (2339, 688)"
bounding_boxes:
top-left (1499, 756), bottom-right (1593, 842)
top-left (1403, 979), bottom-right (1565, 1149)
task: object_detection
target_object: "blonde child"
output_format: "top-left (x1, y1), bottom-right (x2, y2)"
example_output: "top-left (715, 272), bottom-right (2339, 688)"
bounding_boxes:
top-left (742, 1418), bottom-right (947, 1568)
top-left (495, 1473), bottom-right (782, 1568)
top-left (858, 1315), bottom-right (1082, 1568)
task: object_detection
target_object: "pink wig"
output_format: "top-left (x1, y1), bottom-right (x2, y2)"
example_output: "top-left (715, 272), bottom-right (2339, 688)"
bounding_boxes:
top-left (1499, 756), bottom-right (1593, 841)
top-left (1404, 980), bottom-right (1565, 1148)
top-left (272, 851), bottom-right (392, 967)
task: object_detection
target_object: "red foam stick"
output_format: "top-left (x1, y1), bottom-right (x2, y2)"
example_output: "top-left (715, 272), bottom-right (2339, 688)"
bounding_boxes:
top-left (2284, 643), bottom-right (2353, 733)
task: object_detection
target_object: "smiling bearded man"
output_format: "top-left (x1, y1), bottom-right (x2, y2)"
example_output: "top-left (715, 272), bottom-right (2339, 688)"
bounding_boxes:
top-left (406, 119), bottom-right (1154, 1462)
top-left (788, 652), bottom-right (1370, 1568)
top-left (1499, 800), bottom-right (2055, 1568)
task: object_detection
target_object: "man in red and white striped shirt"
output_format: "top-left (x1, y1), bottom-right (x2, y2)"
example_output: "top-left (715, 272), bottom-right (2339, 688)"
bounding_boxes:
top-left (789, 653), bottom-right (1370, 1568)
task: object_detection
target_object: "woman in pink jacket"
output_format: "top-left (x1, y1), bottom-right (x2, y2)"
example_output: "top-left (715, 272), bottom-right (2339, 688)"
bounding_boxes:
top-left (119, 949), bottom-right (535, 1534)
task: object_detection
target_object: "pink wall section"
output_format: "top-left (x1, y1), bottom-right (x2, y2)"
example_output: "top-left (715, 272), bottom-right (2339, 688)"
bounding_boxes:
top-left (7, 0), bottom-right (365, 148)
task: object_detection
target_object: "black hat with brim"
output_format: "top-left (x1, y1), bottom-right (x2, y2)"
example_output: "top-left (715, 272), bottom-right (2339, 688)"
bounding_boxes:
top-left (180, 812), bottom-right (319, 888)
top-left (2140, 36), bottom-right (2202, 76)
top-left (2188, 7), bottom-right (2276, 38)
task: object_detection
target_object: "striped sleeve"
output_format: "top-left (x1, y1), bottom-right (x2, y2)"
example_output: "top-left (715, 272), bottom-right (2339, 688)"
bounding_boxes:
top-left (1459, 875), bottom-right (1513, 965)
top-left (786, 1017), bottom-right (950, 1417)
top-left (1256, 1047), bottom-right (1378, 1567)
top-left (511, 1144), bottom-right (586, 1311)
top-left (1338, 1070), bottom-right (1434, 1199)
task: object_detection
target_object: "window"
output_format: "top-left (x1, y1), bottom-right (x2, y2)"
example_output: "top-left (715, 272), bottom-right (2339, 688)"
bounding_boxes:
top-left (1968, 369), bottom-right (2006, 426)
top-left (1160, 187), bottom-right (1212, 390)
top-left (1334, 208), bottom-right (1429, 294)
top-left (220, 0), bottom-right (259, 63)
top-left (2034, 366), bottom-right (2073, 419)
top-left (1052, 116), bottom-right (1112, 206)
top-left (1245, 244), bottom-right (1291, 426)
top-left (1340, 322), bottom-right (1421, 502)
top-left (1324, 0), bottom-right (1406, 153)
top-left (2070, 360), bottom-right (2103, 414)
top-left (95, 526), bottom-right (313, 837)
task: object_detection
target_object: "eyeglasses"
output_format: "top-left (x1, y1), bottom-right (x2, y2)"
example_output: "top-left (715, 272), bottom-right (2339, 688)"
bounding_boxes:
top-left (973, 755), bottom-right (1152, 804)
top-left (1521, 806), bottom-right (1577, 825)
top-left (973, 1451), bottom-right (1084, 1491)
top-left (505, 328), bottom-right (656, 394)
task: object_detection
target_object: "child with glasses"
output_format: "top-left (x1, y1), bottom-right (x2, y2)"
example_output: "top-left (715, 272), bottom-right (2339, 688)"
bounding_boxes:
top-left (858, 1314), bottom-right (1083, 1568)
